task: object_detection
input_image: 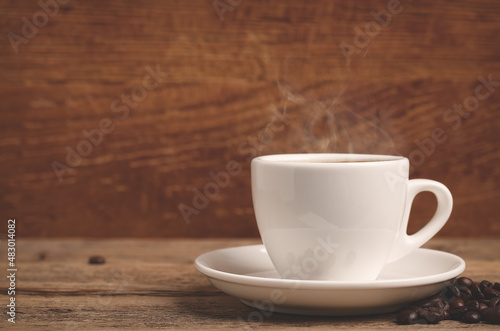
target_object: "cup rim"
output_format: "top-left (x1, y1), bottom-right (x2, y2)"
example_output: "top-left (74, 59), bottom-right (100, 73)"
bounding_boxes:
top-left (252, 153), bottom-right (405, 166)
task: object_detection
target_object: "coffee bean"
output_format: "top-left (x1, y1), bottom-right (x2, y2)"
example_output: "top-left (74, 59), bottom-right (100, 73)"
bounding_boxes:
top-left (490, 297), bottom-right (500, 308)
top-left (397, 310), bottom-right (419, 325)
top-left (463, 311), bottom-right (482, 324)
top-left (483, 287), bottom-right (500, 299)
top-left (466, 300), bottom-right (480, 311)
top-left (88, 255), bottom-right (105, 264)
top-left (442, 309), bottom-right (450, 320)
top-left (449, 307), bottom-right (468, 320)
top-left (479, 302), bottom-right (489, 311)
top-left (415, 295), bottom-right (441, 308)
top-left (459, 292), bottom-right (471, 303)
top-left (428, 307), bottom-right (448, 321)
top-left (450, 298), bottom-right (465, 309)
top-left (480, 280), bottom-right (493, 290)
top-left (483, 307), bottom-right (500, 324)
top-left (419, 309), bottom-right (441, 324)
top-left (471, 283), bottom-right (485, 300)
top-left (442, 285), bottom-right (460, 302)
top-left (396, 278), bottom-right (500, 325)
top-left (456, 277), bottom-right (473, 288)
top-left (460, 287), bottom-right (472, 300)
top-left (426, 299), bottom-right (442, 309)
top-left (433, 300), bottom-right (449, 310)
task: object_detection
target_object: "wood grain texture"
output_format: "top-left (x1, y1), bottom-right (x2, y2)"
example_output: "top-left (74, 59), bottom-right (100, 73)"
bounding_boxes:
top-left (0, 0), bottom-right (499, 237)
top-left (0, 238), bottom-right (499, 329)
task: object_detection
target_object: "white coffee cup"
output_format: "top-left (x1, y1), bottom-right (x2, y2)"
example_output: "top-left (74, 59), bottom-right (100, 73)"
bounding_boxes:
top-left (251, 153), bottom-right (453, 281)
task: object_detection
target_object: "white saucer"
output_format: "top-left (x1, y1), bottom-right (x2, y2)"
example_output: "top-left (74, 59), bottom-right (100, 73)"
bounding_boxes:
top-left (195, 245), bottom-right (465, 316)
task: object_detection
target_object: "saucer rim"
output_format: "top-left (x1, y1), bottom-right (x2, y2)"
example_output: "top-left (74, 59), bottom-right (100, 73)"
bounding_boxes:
top-left (195, 245), bottom-right (465, 290)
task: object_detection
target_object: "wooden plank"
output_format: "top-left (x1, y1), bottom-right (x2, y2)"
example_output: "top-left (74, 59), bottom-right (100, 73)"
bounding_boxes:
top-left (1, 239), bottom-right (499, 329)
top-left (0, 0), bottom-right (499, 237)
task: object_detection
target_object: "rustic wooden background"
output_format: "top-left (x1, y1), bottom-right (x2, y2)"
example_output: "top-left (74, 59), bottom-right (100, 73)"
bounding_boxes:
top-left (0, 0), bottom-right (499, 238)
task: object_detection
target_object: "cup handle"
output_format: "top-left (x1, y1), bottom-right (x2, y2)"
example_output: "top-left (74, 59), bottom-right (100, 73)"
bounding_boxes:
top-left (386, 179), bottom-right (453, 263)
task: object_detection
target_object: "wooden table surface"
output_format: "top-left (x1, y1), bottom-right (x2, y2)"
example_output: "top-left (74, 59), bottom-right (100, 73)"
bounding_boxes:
top-left (2, 238), bottom-right (500, 330)
top-left (2, 1), bottom-right (500, 239)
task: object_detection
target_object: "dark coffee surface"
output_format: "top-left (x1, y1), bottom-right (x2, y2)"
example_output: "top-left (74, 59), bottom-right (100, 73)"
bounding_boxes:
top-left (281, 159), bottom-right (388, 163)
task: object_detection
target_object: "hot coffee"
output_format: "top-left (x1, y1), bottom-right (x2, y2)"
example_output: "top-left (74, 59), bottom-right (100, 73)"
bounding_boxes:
top-left (282, 159), bottom-right (386, 163)
top-left (251, 153), bottom-right (453, 281)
